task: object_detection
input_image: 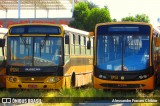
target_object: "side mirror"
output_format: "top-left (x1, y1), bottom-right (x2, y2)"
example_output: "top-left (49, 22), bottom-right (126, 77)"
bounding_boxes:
top-left (87, 40), bottom-right (91, 49)
top-left (0, 39), bottom-right (5, 47)
top-left (88, 32), bottom-right (94, 37)
top-left (65, 36), bottom-right (69, 44)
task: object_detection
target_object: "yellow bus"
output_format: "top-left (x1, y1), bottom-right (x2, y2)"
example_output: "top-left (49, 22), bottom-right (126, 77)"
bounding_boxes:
top-left (0, 27), bottom-right (7, 88)
top-left (6, 23), bottom-right (93, 89)
top-left (88, 22), bottom-right (160, 90)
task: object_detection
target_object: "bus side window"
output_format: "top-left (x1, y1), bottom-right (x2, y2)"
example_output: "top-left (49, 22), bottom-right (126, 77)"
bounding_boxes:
top-left (81, 36), bottom-right (85, 55)
top-left (75, 35), bottom-right (80, 55)
top-left (91, 38), bottom-right (93, 56)
top-left (86, 37), bottom-right (91, 55)
top-left (71, 34), bottom-right (75, 55)
top-left (65, 35), bottom-right (69, 44)
top-left (64, 34), bottom-right (70, 63)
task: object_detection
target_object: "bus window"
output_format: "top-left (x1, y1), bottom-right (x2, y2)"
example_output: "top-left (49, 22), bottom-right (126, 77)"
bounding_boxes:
top-left (86, 37), bottom-right (91, 55)
top-left (71, 34), bottom-right (75, 55)
top-left (91, 38), bottom-right (93, 56)
top-left (75, 35), bottom-right (80, 55)
top-left (64, 34), bottom-right (70, 63)
top-left (81, 36), bottom-right (85, 55)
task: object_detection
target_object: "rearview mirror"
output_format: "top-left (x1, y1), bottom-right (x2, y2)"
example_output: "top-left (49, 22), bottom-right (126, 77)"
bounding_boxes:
top-left (88, 32), bottom-right (94, 37)
top-left (0, 39), bottom-right (5, 47)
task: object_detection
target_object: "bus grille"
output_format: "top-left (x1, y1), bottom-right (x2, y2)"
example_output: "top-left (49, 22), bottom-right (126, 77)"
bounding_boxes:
top-left (20, 77), bottom-right (46, 83)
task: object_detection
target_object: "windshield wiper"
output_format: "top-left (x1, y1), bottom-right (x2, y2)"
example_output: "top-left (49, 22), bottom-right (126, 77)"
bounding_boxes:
top-left (20, 35), bottom-right (29, 48)
top-left (20, 35), bottom-right (31, 58)
top-left (40, 34), bottom-right (49, 57)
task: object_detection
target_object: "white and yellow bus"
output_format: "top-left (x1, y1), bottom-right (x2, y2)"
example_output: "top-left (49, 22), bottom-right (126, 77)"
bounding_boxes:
top-left (6, 23), bottom-right (93, 89)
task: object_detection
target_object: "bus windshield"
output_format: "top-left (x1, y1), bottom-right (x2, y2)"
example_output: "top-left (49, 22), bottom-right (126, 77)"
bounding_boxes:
top-left (96, 26), bottom-right (150, 71)
top-left (7, 36), bottom-right (63, 66)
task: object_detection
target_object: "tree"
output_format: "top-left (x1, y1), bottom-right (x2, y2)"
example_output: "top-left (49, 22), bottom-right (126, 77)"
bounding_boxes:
top-left (86, 8), bottom-right (111, 31)
top-left (112, 18), bottom-right (117, 22)
top-left (135, 14), bottom-right (150, 23)
top-left (121, 16), bottom-right (135, 22)
top-left (69, 2), bottom-right (112, 31)
top-left (121, 14), bottom-right (150, 23)
top-left (69, 2), bottom-right (90, 30)
top-left (86, 1), bottom-right (98, 10)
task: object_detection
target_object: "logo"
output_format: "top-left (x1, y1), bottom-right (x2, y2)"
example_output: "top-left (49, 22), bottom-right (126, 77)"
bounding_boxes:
top-left (111, 75), bottom-right (118, 80)
top-left (2, 98), bottom-right (11, 103)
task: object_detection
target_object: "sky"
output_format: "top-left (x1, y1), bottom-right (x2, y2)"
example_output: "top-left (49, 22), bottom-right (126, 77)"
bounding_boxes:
top-left (0, 0), bottom-right (160, 25)
top-left (90, 0), bottom-right (160, 25)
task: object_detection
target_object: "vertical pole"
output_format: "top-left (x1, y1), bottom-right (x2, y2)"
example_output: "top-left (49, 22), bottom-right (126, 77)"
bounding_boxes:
top-left (34, 3), bottom-right (36, 18)
top-left (72, 0), bottom-right (74, 17)
top-left (47, 9), bottom-right (49, 18)
top-left (18, 0), bottom-right (21, 18)
top-left (5, 9), bottom-right (8, 18)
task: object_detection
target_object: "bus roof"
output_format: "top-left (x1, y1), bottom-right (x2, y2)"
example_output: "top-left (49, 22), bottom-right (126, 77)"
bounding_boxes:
top-left (62, 25), bottom-right (89, 36)
top-left (96, 22), bottom-right (152, 28)
top-left (8, 23), bottom-right (89, 36)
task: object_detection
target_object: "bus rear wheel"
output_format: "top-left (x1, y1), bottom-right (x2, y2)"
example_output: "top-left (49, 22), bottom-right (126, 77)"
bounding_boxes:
top-left (71, 73), bottom-right (76, 88)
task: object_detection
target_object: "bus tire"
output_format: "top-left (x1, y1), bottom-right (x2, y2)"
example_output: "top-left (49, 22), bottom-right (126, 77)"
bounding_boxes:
top-left (71, 73), bottom-right (76, 88)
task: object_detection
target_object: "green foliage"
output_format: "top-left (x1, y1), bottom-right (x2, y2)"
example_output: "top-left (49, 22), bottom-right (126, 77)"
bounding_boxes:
top-left (69, 2), bottom-right (90, 30)
top-left (122, 16), bottom-right (135, 22)
top-left (112, 18), bottom-right (117, 22)
top-left (135, 14), bottom-right (150, 23)
top-left (86, 8), bottom-right (111, 31)
top-left (69, 2), bottom-right (111, 31)
top-left (1, 87), bottom-right (160, 106)
top-left (121, 14), bottom-right (150, 23)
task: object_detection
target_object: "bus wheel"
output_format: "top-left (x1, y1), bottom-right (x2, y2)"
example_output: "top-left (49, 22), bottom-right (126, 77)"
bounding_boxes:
top-left (71, 73), bottom-right (76, 88)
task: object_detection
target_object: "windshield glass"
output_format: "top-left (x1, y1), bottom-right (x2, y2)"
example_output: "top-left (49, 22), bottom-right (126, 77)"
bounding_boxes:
top-left (7, 36), bottom-right (63, 66)
top-left (97, 34), bottom-right (149, 71)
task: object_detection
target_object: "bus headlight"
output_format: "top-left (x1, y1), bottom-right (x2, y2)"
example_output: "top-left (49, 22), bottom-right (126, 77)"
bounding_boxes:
top-left (99, 75), bottom-right (102, 78)
top-left (143, 75), bottom-right (147, 78)
top-left (139, 76), bottom-right (143, 79)
top-left (49, 78), bottom-right (54, 82)
top-left (139, 75), bottom-right (148, 79)
top-left (102, 76), bottom-right (107, 79)
top-left (13, 78), bottom-right (17, 82)
top-left (9, 77), bottom-right (13, 81)
top-left (47, 77), bottom-right (59, 83)
top-left (8, 77), bottom-right (19, 82)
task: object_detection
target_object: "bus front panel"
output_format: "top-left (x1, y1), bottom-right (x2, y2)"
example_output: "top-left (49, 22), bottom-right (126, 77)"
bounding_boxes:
top-left (94, 23), bottom-right (154, 90)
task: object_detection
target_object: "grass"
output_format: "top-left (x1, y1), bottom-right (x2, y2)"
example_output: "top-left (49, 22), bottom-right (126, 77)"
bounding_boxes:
top-left (1, 86), bottom-right (160, 106)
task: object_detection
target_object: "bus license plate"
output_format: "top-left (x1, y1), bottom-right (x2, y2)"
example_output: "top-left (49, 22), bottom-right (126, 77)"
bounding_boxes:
top-left (28, 84), bottom-right (37, 88)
